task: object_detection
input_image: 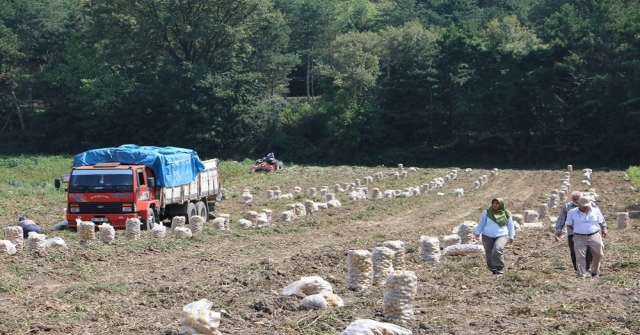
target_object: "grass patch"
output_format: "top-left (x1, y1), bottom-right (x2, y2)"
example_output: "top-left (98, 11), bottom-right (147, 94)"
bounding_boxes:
top-left (46, 311), bottom-right (87, 322)
top-left (541, 303), bottom-right (574, 316)
top-left (65, 263), bottom-right (96, 280)
top-left (0, 277), bottom-right (20, 293)
top-left (121, 238), bottom-right (196, 252)
top-left (0, 155), bottom-right (71, 224)
top-left (45, 253), bottom-right (68, 263)
top-left (7, 264), bottom-right (39, 276)
top-left (568, 323), bottom-right (634, 335)
top-left (627, 166), bottom-right (640, 189)
top-left (218, 159), bottom-right (254, 180)
top-left (63, 283), bottom-right (129, 295)
top-left (291, 309), bottom-right (356, 333)
top-left (602, 274), bottom-right (638, 286)
top-left (207, 225), bottom-right (306, 239)
top-left (609, 259), bottom-right (640, 271)
top-left (344, 210), bottom-right (371, 221)
top-left (256, 226), bottom-right (307, 235)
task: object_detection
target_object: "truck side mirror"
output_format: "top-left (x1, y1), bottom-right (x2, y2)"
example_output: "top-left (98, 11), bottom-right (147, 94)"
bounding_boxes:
top-left (54, 179), bottom-right (61, 189)
top-left (147, 177), bottom-right (155, 187)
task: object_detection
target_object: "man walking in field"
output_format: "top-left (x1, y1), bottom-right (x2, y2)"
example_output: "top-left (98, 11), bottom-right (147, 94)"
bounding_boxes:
top-left (565, 197), bottom-right (608, 279)
top-left (555, 191), bottom-right (594, 273)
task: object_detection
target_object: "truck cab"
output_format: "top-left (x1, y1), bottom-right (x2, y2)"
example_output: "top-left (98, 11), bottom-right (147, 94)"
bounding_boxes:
top-left (61, 162), bottom-right (160, 230)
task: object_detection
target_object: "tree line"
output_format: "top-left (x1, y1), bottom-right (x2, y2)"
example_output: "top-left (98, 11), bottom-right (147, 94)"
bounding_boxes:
top-left (1, 0), bottom-right (639, 167)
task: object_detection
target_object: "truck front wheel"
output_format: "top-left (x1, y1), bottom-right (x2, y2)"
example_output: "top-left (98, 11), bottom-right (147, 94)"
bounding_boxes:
top-left (141, 208), bottom-right (158, 231)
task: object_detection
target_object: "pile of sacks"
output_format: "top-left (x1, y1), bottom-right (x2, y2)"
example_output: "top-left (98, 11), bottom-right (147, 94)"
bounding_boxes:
top-left (281, 276), bottom-right (344, 310)
top-left (441, 222), bottom-right (484, 256)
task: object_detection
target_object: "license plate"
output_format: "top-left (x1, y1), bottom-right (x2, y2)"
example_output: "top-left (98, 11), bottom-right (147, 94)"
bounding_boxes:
top-left (91, 218), bottom-right (109, 222)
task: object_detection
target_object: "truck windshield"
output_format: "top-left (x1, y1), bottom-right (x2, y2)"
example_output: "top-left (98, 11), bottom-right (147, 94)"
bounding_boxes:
top-left (69, 170), bottom-right (134, 192)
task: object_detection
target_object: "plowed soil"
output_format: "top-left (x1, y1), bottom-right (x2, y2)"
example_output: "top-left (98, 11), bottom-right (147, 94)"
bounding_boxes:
top-left (1, 165), bottom-right (639, 335)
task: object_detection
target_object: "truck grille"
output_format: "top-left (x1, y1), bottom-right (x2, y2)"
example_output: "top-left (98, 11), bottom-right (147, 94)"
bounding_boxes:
top-left (73, 203), bottom-right (125, 214)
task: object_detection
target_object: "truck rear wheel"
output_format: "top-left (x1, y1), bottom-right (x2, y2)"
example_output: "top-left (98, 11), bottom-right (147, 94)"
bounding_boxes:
top-left (195, 201), bottom-right (208, 222)
top-left (187, 202), bottom-right (197, 224)
top-left (141, 208), bottom-right (158, 231)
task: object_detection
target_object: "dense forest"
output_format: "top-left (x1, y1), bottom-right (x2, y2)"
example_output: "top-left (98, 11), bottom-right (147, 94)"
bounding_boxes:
top-left (1, 0), bottom-right (639, 166)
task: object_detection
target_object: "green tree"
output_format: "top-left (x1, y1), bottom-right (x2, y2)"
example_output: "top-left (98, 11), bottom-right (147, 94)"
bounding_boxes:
top-left (275, 0), bottom-right (342, 101)
top-left (336, 0), bottom-right (380, 32)
top-left (378, 21), bottom-right (442, 147)
top-left (35, 0), bottom-right (295, 155)
top-left (0, 0), bottom-right (81, 135)
top-left (463, 15), bottom-right (552, 161)
top-left (313, 30), bottom-right (383, 158)
top-left (0, 8), bottom-right (23, 131)
top-left (432, 26), bottom-right (481, 144)
top-left (535, 0), bottom-right (640, 161)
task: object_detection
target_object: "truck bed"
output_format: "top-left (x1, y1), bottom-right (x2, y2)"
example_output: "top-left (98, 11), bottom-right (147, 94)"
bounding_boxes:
top-left (160, 158), bottom-right (219, 208)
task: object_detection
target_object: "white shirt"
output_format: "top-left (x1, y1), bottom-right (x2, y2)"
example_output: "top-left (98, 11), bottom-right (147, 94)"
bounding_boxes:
top-left (475, 210), bottom-right (515, 239)
top-left (566, 206), bottom-right (606, 235)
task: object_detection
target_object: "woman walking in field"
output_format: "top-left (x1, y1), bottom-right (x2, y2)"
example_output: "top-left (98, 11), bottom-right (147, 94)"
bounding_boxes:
top-left (475, 198), bottom-right (515, 275)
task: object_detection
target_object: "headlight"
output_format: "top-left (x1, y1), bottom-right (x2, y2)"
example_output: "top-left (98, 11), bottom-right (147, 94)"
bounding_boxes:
top-left (122, 203), bottom-right (133, 212)
top-left (70, 204), bottom-right (80, 213)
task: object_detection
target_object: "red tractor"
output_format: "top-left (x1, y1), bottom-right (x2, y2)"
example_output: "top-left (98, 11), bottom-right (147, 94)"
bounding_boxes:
top-left (251, 153), bottom-right (283, 173)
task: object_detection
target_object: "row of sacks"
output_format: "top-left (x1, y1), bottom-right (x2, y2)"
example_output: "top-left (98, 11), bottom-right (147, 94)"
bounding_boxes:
top-left (216, 204), bottom-right (356, 228)
top-left (2, 217), bottom-right (206, 252)
top-left (261, 164), bottom-right (418, 201)
top-left (371, 170), bottom-right (464, 199)
top-left (81, 216), bottom-right (206, 243)
top-left (538, 167), bottom-right (599, 230)
top-left (364, 169), bottom-right (484, 199)
top-left (388, 169), bottom-right (416, 180)
top-left (257, 165), bottom-right (469, 204)
top-left (528, 168), bottom-right (584, 229)
top-left (243, 168), bottom-right (491, 227)
top-left (1, 230), bottom-right (67, 255)
top-left (211, 200), bottom-right (338, 230)
top-left (258, 186), bottom-right (294, 200)
top-left (224, 210), bottom-right (273, 229)
top-left (368, 169), bottom-right (461, 200)
top-left (473, 168), bottom-right (499, 189)
top-left (281, 200), bottom-right (342, 221)
top-left (582, 168), bottom-right (593, 186)
top-left (396, 163), bottom-right (418, 172)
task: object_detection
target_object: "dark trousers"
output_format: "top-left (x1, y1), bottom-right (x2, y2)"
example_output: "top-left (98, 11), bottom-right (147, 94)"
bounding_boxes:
top-left (569, 234), bottom-right (592, 272)
top-left (22, 225), bottom-right (41, 238)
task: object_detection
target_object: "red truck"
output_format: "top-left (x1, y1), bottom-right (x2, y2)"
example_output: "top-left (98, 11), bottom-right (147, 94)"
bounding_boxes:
top-left (55, 145), bottom-right (220, 230)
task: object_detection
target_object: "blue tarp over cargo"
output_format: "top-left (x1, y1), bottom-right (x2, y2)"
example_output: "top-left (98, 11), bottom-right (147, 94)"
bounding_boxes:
top-left (72, 145), bottom-right (206, 187)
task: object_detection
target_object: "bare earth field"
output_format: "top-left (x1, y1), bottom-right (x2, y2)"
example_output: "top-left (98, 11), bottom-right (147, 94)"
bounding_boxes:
top-left (1, 165), bottom-right (639, 335)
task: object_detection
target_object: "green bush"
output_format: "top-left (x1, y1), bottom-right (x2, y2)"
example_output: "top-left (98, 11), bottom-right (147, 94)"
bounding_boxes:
top-left (218, 159), bottom-right (254, 179)
top-left (627, 166), bottom-right (640, 189)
